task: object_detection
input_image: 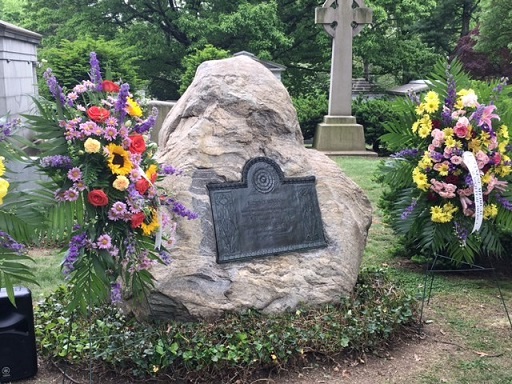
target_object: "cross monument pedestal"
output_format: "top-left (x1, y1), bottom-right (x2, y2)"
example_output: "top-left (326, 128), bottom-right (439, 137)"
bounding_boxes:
top-left (313, 0), bottom-right (376, 156)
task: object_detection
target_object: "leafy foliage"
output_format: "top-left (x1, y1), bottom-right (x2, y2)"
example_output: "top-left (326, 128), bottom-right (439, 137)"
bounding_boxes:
top-left (38, 38), bottom-right (147, 99)
top-left (35, 268), bottom-right (417, 382)
top-left (453, 28), bottom-right (512, 80)
top-left (292, 90), bottom-right (328, 140)
top-left (353, 96), bottom-right (402, 154)
top-left (179, 44), bottom-right (231, 94)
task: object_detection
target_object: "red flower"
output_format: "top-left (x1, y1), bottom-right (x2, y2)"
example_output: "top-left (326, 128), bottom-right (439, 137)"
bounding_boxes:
top-left (432, 120), bottom-right (442, 129)
top-left (131, 212), bottom-right (145, 229)
top-left (445, 174), bottom-right (459, 185)
top-left (88, 189), bottom-right (109, 207)
top-left (135, 178), bottom-right (150, 195)
top-left (102, 80), bottom-right (120, 93)
top-left (87, 106), bottom-right (110, 123)
top-left (129, 135), bottom-right (147, 154)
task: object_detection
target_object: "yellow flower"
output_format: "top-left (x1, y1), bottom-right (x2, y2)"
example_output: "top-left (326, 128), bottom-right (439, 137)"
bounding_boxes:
top-left (84, 138), bottom-right (101, 154)
top-left (106, 144), bottom-right (133, 176)
top-left (126, 98), bottom-right (142, 118)
top-left (499, 125), bottom-right (509, 139)
top-left (444, 136), bottom-right (457, 148)
top-left (468, 138), bottom-right (482, 152)
top-left (430, 206), bottom-right (446, 223)
top-left (443, 127), bottom-right (454, 138)
top-left (413, 167), bottom-right (430, 191)
top-left (418, 152), bottom-right (433, 170)
top-left (436, 163), bottom-right (450, 176)
top-left (0, 156), bottom-right (5, 177)
top-left (112, 175), bottom-right (130, 191)
top-left (496, 165), bottom-right (512, 177)
top-left (418, 124), bottom-right (431, 139)
top-left (0, 177), bottom-right (9, 205)
top-left (423, 91), bottom-right (440, 113)
top-left (444, 202), bottom-right (458, 215)
top-left (141, 209), bottom-right (159, 236)
top-left (481, 171), bottom-right (493, 185)
top-left (417, 114), bottom-right (432, 138)
top-left (483, 204), bottom-right (498, 220)
top-left (146, 164), bottom-right (158, 181)
top-left (412, 121), bottom-right (420, 133)
top-left (415, 104), bottom-right (425, 116)
top-left (430, 202), bottom-right (458, 223)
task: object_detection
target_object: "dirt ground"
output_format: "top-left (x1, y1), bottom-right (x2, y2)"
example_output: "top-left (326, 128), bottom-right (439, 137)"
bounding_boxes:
top-left (13, 300), bottom-right (511, 384)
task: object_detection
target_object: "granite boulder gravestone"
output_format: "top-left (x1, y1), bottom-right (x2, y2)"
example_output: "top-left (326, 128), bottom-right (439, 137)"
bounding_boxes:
top-left (149, 55), bottom-right (372, 322)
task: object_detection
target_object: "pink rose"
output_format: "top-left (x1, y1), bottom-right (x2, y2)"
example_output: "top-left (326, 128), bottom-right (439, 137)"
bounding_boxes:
top-left (450, 155), bottom-right (462, 165)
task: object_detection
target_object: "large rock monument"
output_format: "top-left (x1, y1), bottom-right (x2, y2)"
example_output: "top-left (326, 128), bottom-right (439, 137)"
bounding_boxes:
top-left (151, 55), bottom-right (372, 322)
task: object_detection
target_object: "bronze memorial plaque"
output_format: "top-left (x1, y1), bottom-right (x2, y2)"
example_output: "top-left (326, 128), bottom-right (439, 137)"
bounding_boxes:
top-left (207, 157), bottom-right (327, 263)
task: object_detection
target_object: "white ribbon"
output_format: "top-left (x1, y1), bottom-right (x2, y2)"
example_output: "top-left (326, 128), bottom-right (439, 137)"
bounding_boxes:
top-left (462, 151), bottom-right (483, 233)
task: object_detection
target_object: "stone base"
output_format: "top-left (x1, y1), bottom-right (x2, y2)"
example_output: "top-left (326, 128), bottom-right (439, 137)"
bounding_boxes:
top-left (312, 115), bottom-right (376, 156)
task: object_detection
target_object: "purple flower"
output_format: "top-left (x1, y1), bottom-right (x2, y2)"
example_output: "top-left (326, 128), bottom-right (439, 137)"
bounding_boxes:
top-left (166, 198), bottom-right (198, 220)
top-left (89, 52), bottom-right (103, 91)
top-left (108, 201), bottom-right (129, 221)
top-left (162, 164), bottom-right (183, 176)
top-left (40, 155), bottom-right (73, 169)
top-left (496, 194), bottom-right (512, 211)
top-left (159, 250), bottom-right (172, 265)
top-left (115, 83), bottom-right (130, 125)
top-left (0, 231), bottom-right (25, 254)
top-left (63, 188), bottom-right (80, 202)
top-left (110, 282), bottom-right (122, 304)
top-left (454, 221), bottom-right (469, 244)
top-left (401, 199), bottom-right (417, 220)
top-left (134, 107), bottom-right (158, 134)
top-left (96, 234), bottom-right (112, 250)
top-left (0, 117), bottom-right (20, 142)
top-left (390, 148), bottom-right (420, 159)
top-left (442, 73), bottom-right (457, 125)
top-left (67, 167), bottom-right (82, 182)
top-left (43, 68), bottom-right (67, 106)
top-left (63, 232), bottom-right (87, 276)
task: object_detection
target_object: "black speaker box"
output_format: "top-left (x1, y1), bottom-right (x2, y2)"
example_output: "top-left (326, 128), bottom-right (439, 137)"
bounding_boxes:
top-left (0, 287), bottom-right (38, 383)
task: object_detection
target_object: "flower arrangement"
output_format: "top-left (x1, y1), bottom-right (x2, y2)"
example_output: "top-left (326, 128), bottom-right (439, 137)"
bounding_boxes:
top-left (379, 61), bottom-right (512, 264)
top-left (31, 53), bottom-right (196, 310)
top-left (0, 117), bottom-right (40, 304)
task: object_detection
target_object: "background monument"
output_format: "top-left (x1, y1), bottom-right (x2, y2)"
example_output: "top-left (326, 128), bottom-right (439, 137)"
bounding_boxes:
top-left (313, 0), bottom-right (374, 155)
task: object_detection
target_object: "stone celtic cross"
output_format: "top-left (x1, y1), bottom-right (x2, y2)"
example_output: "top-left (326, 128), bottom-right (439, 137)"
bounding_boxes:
top-left (315, 0), bottom-right (372, 116)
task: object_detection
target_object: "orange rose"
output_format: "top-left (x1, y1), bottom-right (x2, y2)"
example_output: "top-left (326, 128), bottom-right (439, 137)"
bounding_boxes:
top-left (102, 80), bottom-right (120, 93)
top-left (87, 189), bottom-right (109, 207)
top-left (130, 212), bottom-right (146, 229)
top-left (87, 106), bottom-right (110, 123)
top-left (129, 135), bottom-right (147, 154)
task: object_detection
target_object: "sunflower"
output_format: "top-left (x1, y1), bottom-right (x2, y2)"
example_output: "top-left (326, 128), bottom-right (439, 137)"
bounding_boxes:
top-left (106, 144), bottom-right (133, 176)
top-left (141, 209), bottom-right (159, 236)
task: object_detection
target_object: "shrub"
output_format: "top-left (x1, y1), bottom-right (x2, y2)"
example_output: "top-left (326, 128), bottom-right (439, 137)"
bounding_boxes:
top-left (34, 268), bottom-right (417, 382)
top-left (38, 38), bottom-right (146, 99)
top-left (179, 44), bottom-right (231, 95)
top-left (292, 90), bottom-right (328, 140)
top-left (352, 96), bottom-right (402, 155)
